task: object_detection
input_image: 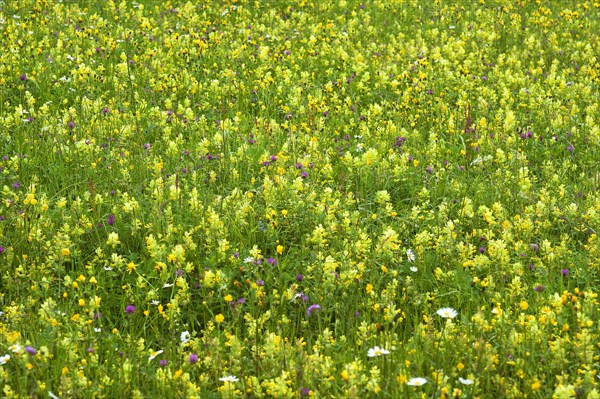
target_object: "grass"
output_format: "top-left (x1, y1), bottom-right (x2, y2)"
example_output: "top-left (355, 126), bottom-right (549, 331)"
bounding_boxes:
top-left (1, 0), bottom-right (600, 398)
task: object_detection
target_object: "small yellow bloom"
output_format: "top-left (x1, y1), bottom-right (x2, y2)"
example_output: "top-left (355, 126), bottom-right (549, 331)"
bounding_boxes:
top-left (281, 210), bottom-right (288, 217)
top-left (276, 245), bottom-right (284, 255)
top-left (224, 294), bottom-right (233, 302)
top-left (341, 370), bottom-right (349, 381)
top-left (61, 248), bottom-right (71, 257)
top-left (531, 381), bottom-right (541, 391)
top-left (520, 300), bottom-right (529, 311)
top-left (78, 299), bottom-right (85, 307)
top-left (215, 314), bottom-right (225, 323)
top-left (127, 262), bottom-right (136, 274)
top-left (456, 362), bottom-right (465, 371)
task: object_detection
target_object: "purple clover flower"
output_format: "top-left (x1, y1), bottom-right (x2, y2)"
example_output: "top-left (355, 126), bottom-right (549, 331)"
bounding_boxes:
top-left (306, 304), bottom-right (321, 317)
top-left (25, 346), bottom-right (37, 355)
top-left (107, 214), bottom-right (115, 226)
top-left (561, 269), bottom-right (569, 277)
top-left (188, 353), bottom-right (198, 364)
top-left (125, 305), bottom-right (136, 314)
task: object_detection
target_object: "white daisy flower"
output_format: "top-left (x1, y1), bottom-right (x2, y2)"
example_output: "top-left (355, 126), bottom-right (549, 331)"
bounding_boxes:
top-left (219, 375), bottom-right (239, 383)
top-left (367, 346), bottom-right (390, 357)
top-left (407, 377), bottom-right (427, 386)
top-left (459, 377), bottom-right (474, 385)
top-left (180, 331), bottom-right (191, 344)
top-left (148, 349), bottom-right (163, 362)
top-left (436, 307), bottom-right (458, 319)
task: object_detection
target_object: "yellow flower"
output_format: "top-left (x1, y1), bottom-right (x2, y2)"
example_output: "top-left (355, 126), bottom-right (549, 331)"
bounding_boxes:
top-left (215, 314), bottom-right (225, 323)
top-left (277, 245), bottom-right (284, 255)
top-left (127, 262), bottom-right (136, 274)
top-left (61, 248), bottom-right (71, 257)
top-left (520, 300), bottom-right (529, 311)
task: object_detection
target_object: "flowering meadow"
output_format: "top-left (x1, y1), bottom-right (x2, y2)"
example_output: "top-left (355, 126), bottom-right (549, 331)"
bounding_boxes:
top-left (1, 0), bottom-right (600, 397)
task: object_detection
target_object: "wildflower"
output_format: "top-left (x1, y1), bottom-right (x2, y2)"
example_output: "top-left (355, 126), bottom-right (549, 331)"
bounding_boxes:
top-left (149, 350), bottom-right (163, 362)
top-left (180, 331), bottom-right (191, 344)
top-left (10, 345), bottom-right (22, 353)
top-left (0, 354), bottom-right (9, 365)
top-left (407, 377), bottom-right (427, 386)
top-left (266, 257), bottom-right (277, 266)
top-left (159, 359), bottom-right (167, 367)
top-left (436, 307), bottom-right (458, 319)
top-left (107, 214), bottom-right (115, 226)
top-left (459, 377), bottom-right (474, 385)
top-left (561, 269), bottom-right (569, 277)
top-left (293, 292), bottom-right (309, 302)
top-left (215, 314), bottom-right (225, 323)
top-left (530, 243), bottom-right (539, 252)
top-left (25, 346), bottom-right (37, 355)
top-left (296, 274), bottom-right (303, 282)
top-left (367, 346), bottom-right (390, 357)
top-left (306, 304), bottom-right (321, 317)
top-left (219, 375), bottom-right (239, 383)
top-left (0, 246), bottom-right (4, 254)
top-left (188, 353), bottom-right (198, 364)
top-left (124, 305), bottom-right (136, 314)
top-left (20, 74), bottom-right (27, 81)
top-left (534, 285), bottom-right (546, 292)
top-left (406, 249), bottom-right (415, 262)
top-left (300, 387), bottom-right (310, 397)
top-left (410, 266), bottom-right (418, 272)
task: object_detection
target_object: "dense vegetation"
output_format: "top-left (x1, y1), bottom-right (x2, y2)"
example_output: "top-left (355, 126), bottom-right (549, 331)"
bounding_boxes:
top-left (1, 1), bottom-right (599, 398)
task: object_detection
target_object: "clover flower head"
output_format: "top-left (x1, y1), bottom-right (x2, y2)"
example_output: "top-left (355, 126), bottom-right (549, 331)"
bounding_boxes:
top-left (306, 304), bottom-right (321, 316)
